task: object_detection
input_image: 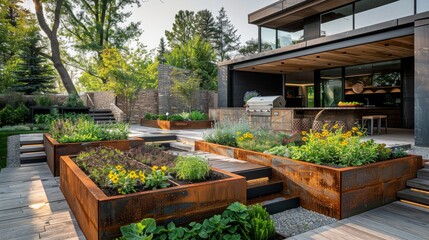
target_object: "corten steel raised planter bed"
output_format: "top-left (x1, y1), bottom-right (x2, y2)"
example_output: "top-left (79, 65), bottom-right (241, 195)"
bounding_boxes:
top-left (60, 155), bottom-right (247, 240)
top-left (195, 141), bottom-right (423, 219)
top-left (140, 119), bottom-right (214, 130)
top-left (43, 133), bottom-right (144, 176)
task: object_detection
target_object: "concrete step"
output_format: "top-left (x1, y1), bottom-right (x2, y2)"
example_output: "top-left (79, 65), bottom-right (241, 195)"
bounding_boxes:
top-left (407, 178), bottom-right (429, 192)
top-left (417, 168), bottom-right (429, 180)
top-left (397, 189), bottom-right (429, 206)
top-left (90, 112), bottom-right (114, 116)
top-left (247, 179), bottom-right (283, 200)
top-left (247, 193), bottom-right (300, 215)
top-left (169, 142), bottom-right (194, 152)
top-left (20, 152), bottom-right (47, 164)
top-left (233, 166), bottom-right (272, 180)
top-left (20, 139), bottom-right (43, 146)
top-left (93, 116), bottom-right (116, 120)
top-left (20, 144), bottom-right (45, 153)
top-left (176, 135), bottom-right (200, 145)
top-left (89, 109), bottom-right (112, 114)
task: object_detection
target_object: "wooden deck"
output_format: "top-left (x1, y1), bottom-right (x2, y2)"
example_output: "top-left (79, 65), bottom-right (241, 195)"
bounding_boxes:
top-left (289, 201), bottom-right (429, 240)
top-left (0, 163), bottom-right (84, 240)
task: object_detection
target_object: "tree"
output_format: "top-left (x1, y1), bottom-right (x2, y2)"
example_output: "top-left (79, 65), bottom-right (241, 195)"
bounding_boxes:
top-left (33, 0), bottom-right (77, 94)
top-left (11, 33), bottom-right (55, 94)
top-left (215, 7), bottom-right (240, 61)
top-left (97, 47), bottom-right (156, 122)
top-left (238, 38), bottom-right (272, 56)
top-left (165, 36), bottom-right (217, 90)
top-left (195, 10), bottom-right (217, 45)
top-left (156, 37), bottom-right (167, 63)
top-left (165, 10), bottom-right (195, 48)
top-left (170, 69), bottom-right (200, 112)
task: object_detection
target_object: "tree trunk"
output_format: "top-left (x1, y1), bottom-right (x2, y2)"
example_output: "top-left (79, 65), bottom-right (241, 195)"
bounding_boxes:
top-left (33, 0), bottom-right (77, 94)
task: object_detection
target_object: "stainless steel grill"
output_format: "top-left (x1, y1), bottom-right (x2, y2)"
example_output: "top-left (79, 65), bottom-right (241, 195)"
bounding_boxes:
top-left (246, 96), bottom-right (286, 116)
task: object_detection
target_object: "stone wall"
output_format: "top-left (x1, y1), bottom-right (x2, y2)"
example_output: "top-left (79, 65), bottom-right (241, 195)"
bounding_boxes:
top-left (209, 108), bottom-right (272, 130)
top-left (116, 90), bottom-right (158, 123)
top-left (83, 91), bottom-right (115, 109)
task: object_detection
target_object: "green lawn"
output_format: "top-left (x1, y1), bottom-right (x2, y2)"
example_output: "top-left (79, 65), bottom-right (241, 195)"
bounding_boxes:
top-left (0, 130), bottom-right (47, 169)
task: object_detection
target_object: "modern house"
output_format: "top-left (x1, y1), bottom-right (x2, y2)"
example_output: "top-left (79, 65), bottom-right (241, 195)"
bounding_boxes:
top-left (217, 0), bottom-right (429, 147)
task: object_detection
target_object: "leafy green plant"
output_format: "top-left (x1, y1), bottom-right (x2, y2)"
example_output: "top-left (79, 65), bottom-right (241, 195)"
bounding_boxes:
top-left (34, 95), bottom-right (53, 107)
top-left (377, 144), bottom-right (392, 160)
top-left (174, 156), bottom-right (210, 181)
top-left (168, 114), bottom-right (184, 121)
top-left (120, 218), bottom-right (165, 240)
top-left (236, 130), bottom-right (283, 153)
top-left (392, 147), bottom-right (408, 158)
top-left (221, 202), bottom-right (251, 239)
top-left (247, 204), bottom-right (275, 240)
top-left (264, 145), bottom-right (291, 158)
top-left (106, 165), bottom-right (146, 195)
top-left (127, 145), bottom-right (177, 168)
top-left (189, 111), bottom-right (208, 121)
top-left (178, 112), bottom-right (191, 120)
top-left (63, 93), bottom-right (84, 107)
top-left (144, 113), bottom-right (158, 120)
top-left (243, 90), bottom-right (259, 104)
top-left (144, 166), bottom-right (171, 190)
top-left (0, 104), bottom-right (29, 127)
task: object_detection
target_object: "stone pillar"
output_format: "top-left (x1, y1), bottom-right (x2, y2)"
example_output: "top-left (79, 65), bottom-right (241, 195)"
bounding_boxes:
top-left (402, 57), bottom-right (414, 129)
top-left (414, 19), bottom-right (429, 147)
top-left (158, 64), bottom-right (174, 114)
top-left (218, 65), bottom-right (229, 107)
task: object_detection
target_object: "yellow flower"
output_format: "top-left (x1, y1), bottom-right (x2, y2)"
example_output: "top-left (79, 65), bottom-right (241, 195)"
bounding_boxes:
top-left (301, 131), bottom-right (307, 135)
top-left (108, 172), bottom-right (114, 179)
top-left (323, 123), bottom-right (329, 129)
top-left (314, 133), bottom-right (321, 139)
top-left (352, 127), bottom-right (359, 132)
top-left (139, 170), bottom-right (145, 177)
top-left (248, 134), bottom-right (254, 139)
top-left (236, 132), bottom-right (241, 135)
top-left (339, 140), bottom-right (348, 146)
top-left (120, 169), bottom-right (126, 175)
top-left (238, 137), bottom-right (244, 141)
top-left (140, 176), bottom-right (146, 182)
top-left (115, 165), bottom-right (122, 171)
top-left (111, 176), bottom-right (119, 184)
top-left (161, 166), bottom-right (167, 171)
top-left (129, 171), bottom-right (138, 179)
top-left (152, 165), bottom-right (159, 171)
top-left (357, 131), bottom-right (363, 136)
top-left (302, 137), bottom-right (308, 142)
top-left (322, 130), bottom-right (329, 136)
top-left (332, 124), bottom-right (339, 129)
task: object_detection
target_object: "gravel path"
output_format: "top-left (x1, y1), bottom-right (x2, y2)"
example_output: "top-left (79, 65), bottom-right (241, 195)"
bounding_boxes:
top-left (271, 207), bottom-right (337, 238)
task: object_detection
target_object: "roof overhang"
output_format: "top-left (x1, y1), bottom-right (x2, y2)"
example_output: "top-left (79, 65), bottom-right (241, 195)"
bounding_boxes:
top-left (249, 0), bottom-right (356, 29)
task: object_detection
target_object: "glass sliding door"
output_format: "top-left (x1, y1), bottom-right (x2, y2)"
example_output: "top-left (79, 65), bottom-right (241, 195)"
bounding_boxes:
top-left (320, 68), bottom-right (343, 107)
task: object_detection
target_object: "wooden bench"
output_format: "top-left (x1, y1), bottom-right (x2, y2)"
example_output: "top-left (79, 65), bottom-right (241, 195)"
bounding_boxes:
top-left (362, 115), bottom-right (387, 135)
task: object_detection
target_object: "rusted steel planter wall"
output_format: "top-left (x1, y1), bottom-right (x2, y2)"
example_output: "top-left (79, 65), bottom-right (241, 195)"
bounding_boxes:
top-left (140, 119), bottom-right (214, 130)
top-left (43, 133), bottom-right (145, 176)
top-left (195, 141), bottom-right (422, 219)
top-left (60, 156), bottom-right (247, 240)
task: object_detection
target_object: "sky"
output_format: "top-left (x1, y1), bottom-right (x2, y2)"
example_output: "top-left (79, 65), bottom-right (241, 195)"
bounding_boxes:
top-left (23, 0), bottom-right (275, 51)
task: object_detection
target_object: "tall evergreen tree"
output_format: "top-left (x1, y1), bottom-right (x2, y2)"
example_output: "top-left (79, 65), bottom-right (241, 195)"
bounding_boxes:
top-left (215, 7), bottom-right (240, 61)
top-left (157, 37), bottom-right (167, 63)
top-left (195, 10), bottom-right (217, 45)
top-left (165, 10), bottom-right (196, 48)
top-left (12, 33), bottom-right (55, 94)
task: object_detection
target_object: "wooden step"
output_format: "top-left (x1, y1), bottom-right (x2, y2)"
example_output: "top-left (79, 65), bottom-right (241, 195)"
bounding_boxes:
top-left (397, 189), bottom-right (429, 206)
top-left (142, 135), bottom-right (177, 143)
top-left (407, 178), bottom-right (429, 192)
top-left (417, 168), bottom-right (429, 180)
top-left (233, 166), bottom-right (272, 180)
top-left (169, 142), bottom-right (194, 152)
top-left (247, 193), bottom-right (299, 214)
top-left (247, 179), bottom-right (283, 199)
top-left (20, 152), bottom-right (47, 164)
top-left (20, 144), bottom-right (45, 153)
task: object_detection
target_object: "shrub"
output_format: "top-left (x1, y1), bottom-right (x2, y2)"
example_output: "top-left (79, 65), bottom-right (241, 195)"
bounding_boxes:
top-left (143, 113), bottom-right (158, 120)
top-left (204, 119), bottom-right (251, 147)
top-left (174, 156), bottom-right (210, 181)
top-left (178, 111), bottom-right (190, 120)
top-left (168, 114), bottom-right (184, 121)
top-left (243, 90), bottom-right (260, 104)
top-left (289, 125), bottom-right (379, 166)
top-left (50, 117), bottom-right (129, 143)
top-left (392, 147), bottom-right (408, 158)
top-left (34, 95), bottom-right (53, 107)
top-left (119, 202), bottom-right (274, 240)
top-left (248, 204), bottom-right (275, 240)
top-left (0, 104), bottom-right (29, 126)
top-left (2, 92), bottom-right (24, 108)
top-left (63, 93), bottom-right (84, 107)
top-left (14, 103), bottom-right (30, 124)
top-left (189, 110), bottom-right (208, 121)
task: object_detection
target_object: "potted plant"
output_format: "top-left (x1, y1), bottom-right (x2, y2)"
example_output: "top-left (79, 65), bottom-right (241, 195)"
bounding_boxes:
top-left (44, 117), bottom-right (144, 176)
top-left (60, 146), bottom-right (246, 239)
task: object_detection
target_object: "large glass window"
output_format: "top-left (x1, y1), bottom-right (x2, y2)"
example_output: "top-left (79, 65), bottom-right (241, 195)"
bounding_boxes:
top-left (345, 64), bottom-right (373, 89)
top-left (320, 68), bottom-right (343, 107)
top-left (261, 27), bottom-right (276, 51)
top-left (278, 21), bottom-right (304, 48)
top-left (321, 5), bottom-right (353, 37)
top-left (372, 60), bottom-right (401, 86)
top-left (355, 0), bottom-right (414, 29)
top-left (417, 0), bottom-right (429, 13)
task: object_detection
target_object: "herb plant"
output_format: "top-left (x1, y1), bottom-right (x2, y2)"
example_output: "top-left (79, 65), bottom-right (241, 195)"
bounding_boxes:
top-left (189, 111), bottom-right (208, 121)
top-left (204, 119), bottom-right (251, 147)
top-left (174, 156), bottom-right (210, 181)
top-left (247, 204), bottom-right (275, 240)
top-left (243, 90), bottom-right (260, 104)
top-left (144, 166), bottom-right (171, 190)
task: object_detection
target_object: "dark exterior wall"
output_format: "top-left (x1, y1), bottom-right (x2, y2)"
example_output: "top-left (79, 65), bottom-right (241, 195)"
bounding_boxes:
top-left (303, 15), bottom-right (321, 41)
top-left (402, 57), bottom-right (414, 129)
top-left (231, 71), bottom-right (283, 107)
top-left (414, 19), bottom-right (429, 147)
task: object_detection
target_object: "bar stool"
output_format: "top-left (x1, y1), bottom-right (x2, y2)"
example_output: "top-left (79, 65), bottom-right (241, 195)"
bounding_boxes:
top-left (362, 115), bottom-right (387, 135)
